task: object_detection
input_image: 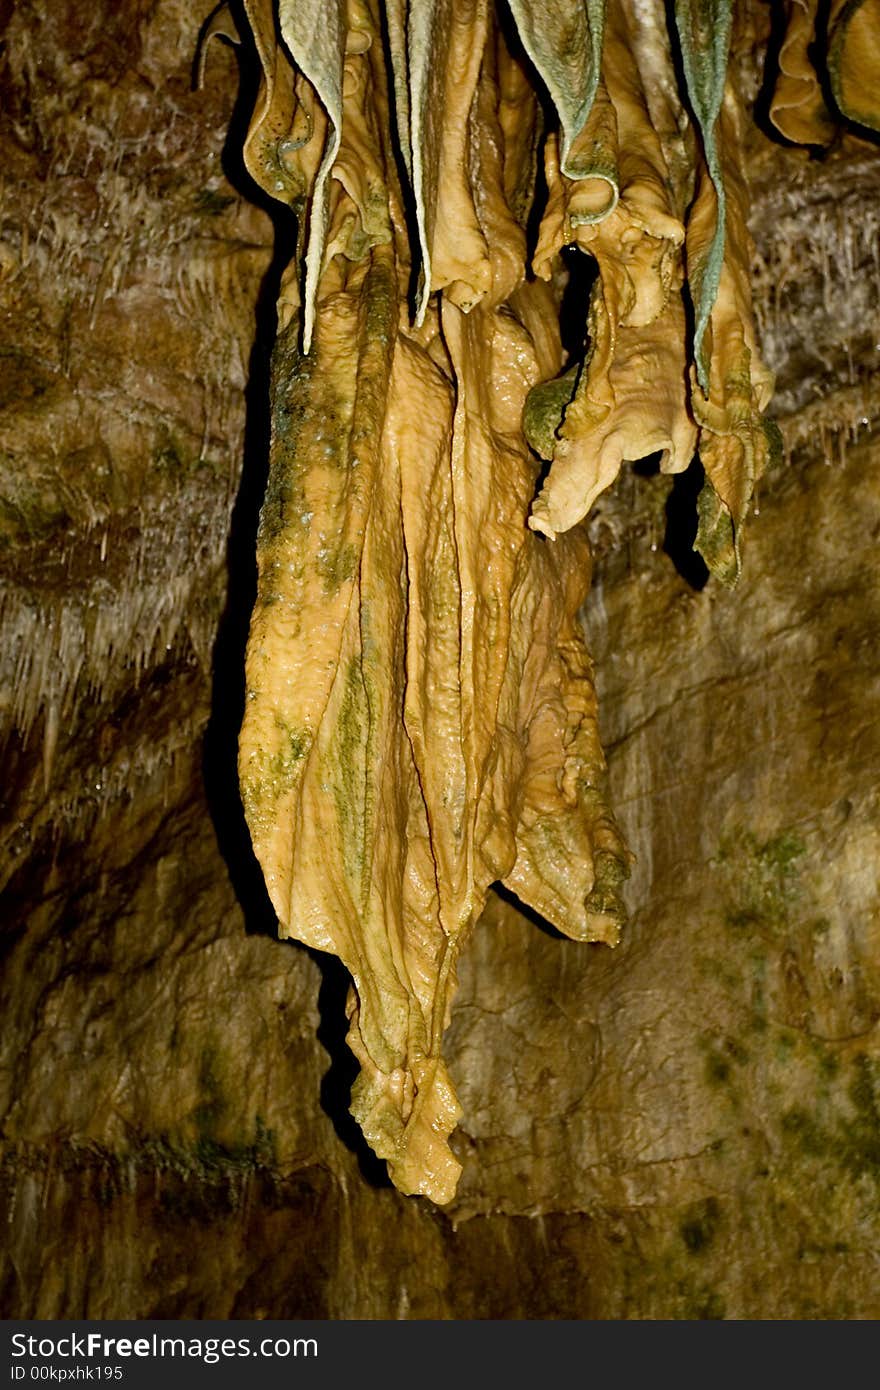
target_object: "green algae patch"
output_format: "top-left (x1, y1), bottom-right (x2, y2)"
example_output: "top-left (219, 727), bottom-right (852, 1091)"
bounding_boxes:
top-left (680, 1196), bottom-right (722, 1255)
top-left (713, 826), bottom-right (807, 935)
top-left (318, 540), bottom-right (359, 594)
top-left (153, 428), bottom-right (215, 478)
top-left (523, 364), bottom-right (580, 460)
top-left (193, 187), bottom-right (237, 216)
top-left (615, 1205), bottom-right (730, 1319)
top-left (782, 1054), bottom-right (880, 1185)
top-left (326, 655), bottom-right (371, 886)
top-left (700, 1031), bottom-right (750, 1089)
top-left (695, 479), bottom-right (738, 586)
top-left (239, 718), bottom-right (312, 817)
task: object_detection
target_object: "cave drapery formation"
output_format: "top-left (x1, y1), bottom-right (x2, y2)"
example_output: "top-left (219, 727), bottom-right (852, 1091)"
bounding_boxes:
top-left (2, 0), bottom-right (880, 1315)
top-left (233, 0), bottom-right (789, 1204)
top-left (235, 0), bottom-right (880, 1203)
top-left (771, 0), bottom-right (880, 144)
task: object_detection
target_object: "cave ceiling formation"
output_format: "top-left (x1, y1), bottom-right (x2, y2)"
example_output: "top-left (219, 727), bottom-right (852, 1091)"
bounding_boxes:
top-left (0, 0), bottom-right (879, 1317)
top-left (236, 0), bottom-right (773, 1203)
top-left (235, 0), bottom-right (872, 1202)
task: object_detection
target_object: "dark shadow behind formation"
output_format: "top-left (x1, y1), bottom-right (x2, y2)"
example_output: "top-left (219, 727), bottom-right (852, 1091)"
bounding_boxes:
top-left (197, 4), bottom-right (390, 1187)
top-left (198, 0), bottom-right (285, 943)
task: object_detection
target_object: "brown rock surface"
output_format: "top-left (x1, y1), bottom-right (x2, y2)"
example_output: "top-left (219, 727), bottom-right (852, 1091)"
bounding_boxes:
top-left (1, 0), bottom-right (879, 1318)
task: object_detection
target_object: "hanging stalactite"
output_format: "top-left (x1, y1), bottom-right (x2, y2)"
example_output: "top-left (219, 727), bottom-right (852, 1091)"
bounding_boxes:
top-left (235, 0), bottom-right (782, 1203)
top-left (770, 0), bottom-right (880, 145)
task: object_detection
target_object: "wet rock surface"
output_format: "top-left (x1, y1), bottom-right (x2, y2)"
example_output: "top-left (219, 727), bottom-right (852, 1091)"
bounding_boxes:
top-left (1, 1), bottom-right (879, 1318)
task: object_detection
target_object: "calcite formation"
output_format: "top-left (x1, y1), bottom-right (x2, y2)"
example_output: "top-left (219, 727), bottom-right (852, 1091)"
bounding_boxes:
top-left (236, 0), bottom-right (778, 1202)
top-left (770, 0), bottom-right (880, 144)
top-left (4, 0), bottom-right (880, 1319)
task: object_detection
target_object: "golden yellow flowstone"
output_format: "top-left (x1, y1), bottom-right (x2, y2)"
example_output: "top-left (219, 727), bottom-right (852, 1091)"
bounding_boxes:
top-left (234, 0), bottom-right (778, 1203)
top-left (770, 0), bottom-right (880, 144)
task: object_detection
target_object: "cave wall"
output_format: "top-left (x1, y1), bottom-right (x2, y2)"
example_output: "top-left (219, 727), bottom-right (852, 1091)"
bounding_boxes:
top-left (1, 0), bottom-right (879, 1318)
